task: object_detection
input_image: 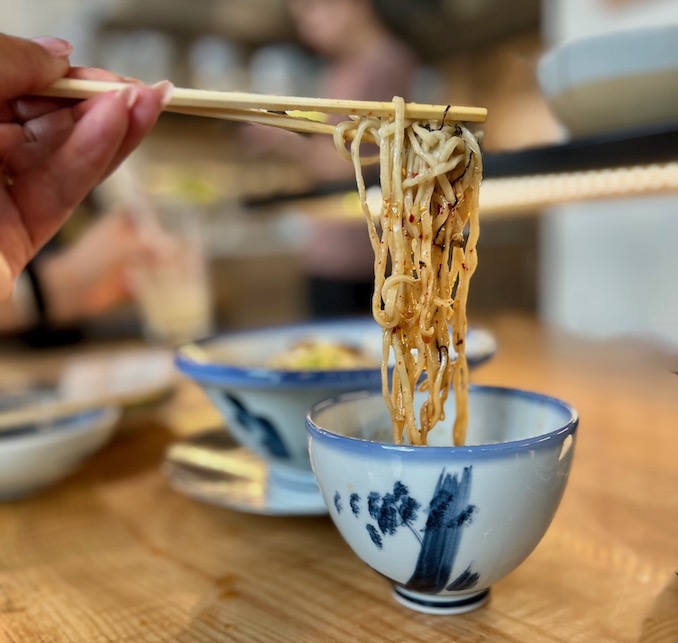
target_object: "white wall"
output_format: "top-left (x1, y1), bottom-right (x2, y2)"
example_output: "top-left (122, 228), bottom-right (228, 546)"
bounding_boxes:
top-left (539, 0), bottom-right (678, 347)
top-left (541, 196), bottom-right (678, 347)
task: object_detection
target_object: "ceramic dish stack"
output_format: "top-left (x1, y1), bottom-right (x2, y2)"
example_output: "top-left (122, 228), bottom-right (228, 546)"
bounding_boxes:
top-left (170, 317), bottom-right (497, 515)
top-left (538, 25), bottom-right (678, 138)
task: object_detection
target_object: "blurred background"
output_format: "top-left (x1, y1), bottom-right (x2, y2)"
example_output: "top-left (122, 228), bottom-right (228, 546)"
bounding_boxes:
top-left (2, 0), bottom-right (677, 350)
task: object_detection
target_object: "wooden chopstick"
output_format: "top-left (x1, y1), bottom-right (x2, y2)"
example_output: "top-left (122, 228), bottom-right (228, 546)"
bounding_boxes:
top-left (170, 105), bottom-right (338, 137)
top-left (36, 78), bottom-right (487, 124)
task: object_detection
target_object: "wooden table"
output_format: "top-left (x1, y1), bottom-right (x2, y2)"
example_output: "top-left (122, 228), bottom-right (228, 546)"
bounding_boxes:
top-left (1, 316), bottom-right (676, 642)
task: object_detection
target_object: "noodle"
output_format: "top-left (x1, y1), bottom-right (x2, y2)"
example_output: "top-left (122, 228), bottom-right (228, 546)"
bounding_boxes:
top-left (334, 98), bottom-right (482, 446)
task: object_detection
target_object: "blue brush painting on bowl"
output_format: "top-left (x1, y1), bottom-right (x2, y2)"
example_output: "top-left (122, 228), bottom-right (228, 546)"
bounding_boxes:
top-left (175, 317), bottom-right (497, 478)
top-left (307, 385), bottom-right (578, 614)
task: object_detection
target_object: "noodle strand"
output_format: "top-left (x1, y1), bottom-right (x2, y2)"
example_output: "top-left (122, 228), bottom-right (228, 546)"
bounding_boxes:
top-left (335, 101), bottom-right (482, 446)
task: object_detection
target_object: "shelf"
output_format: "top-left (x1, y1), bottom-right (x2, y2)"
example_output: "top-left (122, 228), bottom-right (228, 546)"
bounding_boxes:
top-left (483, 120), bottom-right (678, 178)
top-left (227, 121), bottom-right (678, 213)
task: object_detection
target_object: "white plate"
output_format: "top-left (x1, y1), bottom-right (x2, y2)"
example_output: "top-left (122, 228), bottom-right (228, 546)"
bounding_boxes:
top-left (0, 349), bottom-right (176, 433)
top-left (58, 347), bottom-right (176, 408)
top-left (163, 429), bottom-right (328, 516)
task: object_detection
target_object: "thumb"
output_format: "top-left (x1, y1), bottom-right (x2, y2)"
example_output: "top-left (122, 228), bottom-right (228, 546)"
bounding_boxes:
top-left (0, 34), bottom-right (71, 101)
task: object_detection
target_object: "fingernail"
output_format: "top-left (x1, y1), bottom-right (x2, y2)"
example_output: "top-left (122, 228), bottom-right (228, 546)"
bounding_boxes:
top-left (0, 254), bottom-right (15, 301)
top-left (123, 76), bottom-right (144, 84)
top-left (152, 80), bottom-right (174, 108)
top-left (117, 85), bottom-right (139, 109)
top-left (33, 37), bottom-right (73, 58)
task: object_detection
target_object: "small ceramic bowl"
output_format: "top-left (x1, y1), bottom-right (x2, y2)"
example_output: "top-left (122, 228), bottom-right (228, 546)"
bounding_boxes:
top-left (306, 386), bottom-right (578, 614)
top-left (538, 25), bottom-right (678, 137)
top-left (175, 318), bottom-right (497, 485)
top-left (0, 407), bottom-right (121, 500)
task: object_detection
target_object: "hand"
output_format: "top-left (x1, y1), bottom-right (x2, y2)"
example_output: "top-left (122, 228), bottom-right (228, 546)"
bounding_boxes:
top-left (0, 34), bottom-right (172, 299)
top-left (37, 210), bottom-right (152, 322)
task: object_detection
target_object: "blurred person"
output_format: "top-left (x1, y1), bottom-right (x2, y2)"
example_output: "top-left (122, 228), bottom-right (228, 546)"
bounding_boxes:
top-left (0, 33), bottom-right (171, 305)
top-left (0, 209), bottom-right (151, 338)
top-left (246, 0), bottom-right (417, 182)
top-left (243, 0), bottom-right (419, 317)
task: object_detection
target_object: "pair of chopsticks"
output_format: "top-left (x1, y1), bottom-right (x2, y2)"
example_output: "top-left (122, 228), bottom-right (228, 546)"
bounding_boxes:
top-left (35, 78), bottom-right (487, 136)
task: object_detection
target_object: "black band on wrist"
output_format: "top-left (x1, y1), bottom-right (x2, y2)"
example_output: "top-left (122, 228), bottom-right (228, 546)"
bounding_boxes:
top-left (24, 261), bottom-right (47, 322)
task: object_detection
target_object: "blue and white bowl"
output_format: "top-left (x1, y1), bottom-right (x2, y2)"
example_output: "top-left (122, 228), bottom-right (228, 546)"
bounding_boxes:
top-left (175, 318), bottom-right (497, 479)
top-left (306, 386), bottom-right (578, 614)
top-left (0, 406), bottom-right (120, 499)
top-left (537, 25), bottom-right (678, 137)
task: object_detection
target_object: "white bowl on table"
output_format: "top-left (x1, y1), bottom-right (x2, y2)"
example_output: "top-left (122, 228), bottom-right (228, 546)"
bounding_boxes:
top-left (173, 318), bottom-right (497, 512)
top-left (0, 404), bottom-right (120, 500)
top-left (175, 318), bottom-right (496, 476)
top-left (538, 25), bottom-right (678, 137)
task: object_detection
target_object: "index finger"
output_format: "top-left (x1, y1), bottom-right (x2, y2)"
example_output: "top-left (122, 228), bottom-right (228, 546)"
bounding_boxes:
top-left (0, 34), bottom-right (71, 101)
top-left (10, 65), bottom-right (138, 123)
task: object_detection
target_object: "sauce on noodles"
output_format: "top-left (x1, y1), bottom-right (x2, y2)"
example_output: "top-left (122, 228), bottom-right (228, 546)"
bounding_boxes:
top-left (333, 97), bottom-right (482, 446)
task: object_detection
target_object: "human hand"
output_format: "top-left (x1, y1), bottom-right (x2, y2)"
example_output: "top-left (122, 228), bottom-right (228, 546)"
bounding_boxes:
top-left (37, 210), bottom-right (153, 322)
top-left (0, 34), bottom-right (172, 299)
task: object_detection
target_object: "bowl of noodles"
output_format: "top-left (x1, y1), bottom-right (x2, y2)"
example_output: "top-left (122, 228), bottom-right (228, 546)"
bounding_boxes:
top-left (298, 92), bottom-right (577, 612)
top-left (307, 385), bottom-right (578, 614)
top-left (174, 318), bottom-right (496, 483)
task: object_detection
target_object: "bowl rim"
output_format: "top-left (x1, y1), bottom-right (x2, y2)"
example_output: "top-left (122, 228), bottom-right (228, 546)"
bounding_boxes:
top-left (537, 24), bottom-right (678, 96)
top-left (306, 385), bottom-right (578, 458)
top-left (0, 407), bottom-right (121, 450)
top-left (174, 317), bottom-right (496, 389)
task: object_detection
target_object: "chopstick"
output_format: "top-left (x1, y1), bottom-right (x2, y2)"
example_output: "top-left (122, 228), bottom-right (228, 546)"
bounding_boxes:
top-left (35, 78), bottom-right (487, 128)
top-left (170, 105), bottom-right (339, 137)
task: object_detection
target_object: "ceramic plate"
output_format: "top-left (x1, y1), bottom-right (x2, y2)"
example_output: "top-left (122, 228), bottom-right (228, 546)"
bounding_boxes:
top-left (163, 429), bottom-right (327, 516)
top-left (58, 348), bottom-right (176, 408)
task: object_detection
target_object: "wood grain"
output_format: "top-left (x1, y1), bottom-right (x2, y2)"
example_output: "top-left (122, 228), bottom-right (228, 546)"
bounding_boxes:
top-left (0, 315), bottom-right (676, 642)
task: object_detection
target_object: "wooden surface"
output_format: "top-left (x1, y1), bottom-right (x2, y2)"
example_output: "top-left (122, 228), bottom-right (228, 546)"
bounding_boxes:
top-left (1, 315), bottom-right (676, 642)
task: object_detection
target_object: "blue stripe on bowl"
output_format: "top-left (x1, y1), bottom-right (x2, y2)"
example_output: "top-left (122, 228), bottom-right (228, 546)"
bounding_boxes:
top-left (0, 408), bottom-right (112, 441)
top-left (175, 318), bottom-right (496, 389)
top-left (306, 385), bottom-right (578, 460)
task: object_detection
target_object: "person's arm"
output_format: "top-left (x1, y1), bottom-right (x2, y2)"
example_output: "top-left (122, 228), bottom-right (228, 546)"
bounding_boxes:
top-left (0, 209), bottom-right (154, 334)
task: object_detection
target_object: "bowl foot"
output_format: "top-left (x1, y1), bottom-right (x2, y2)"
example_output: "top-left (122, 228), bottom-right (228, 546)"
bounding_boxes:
top-left (392, 586), bottom-right (490, 615)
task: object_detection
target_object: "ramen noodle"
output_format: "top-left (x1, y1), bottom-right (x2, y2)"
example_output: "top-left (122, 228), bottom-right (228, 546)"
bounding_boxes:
top-left (334, 98), bottom-right (482, 446)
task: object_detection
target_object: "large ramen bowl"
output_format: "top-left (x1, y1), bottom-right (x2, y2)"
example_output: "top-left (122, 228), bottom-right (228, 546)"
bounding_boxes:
top-left (306, 386), bottom-right (578, 614)
top-left (175, 318), bottom-right (496, 488)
